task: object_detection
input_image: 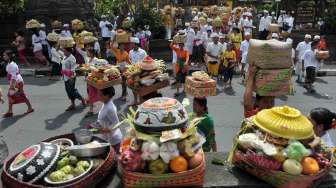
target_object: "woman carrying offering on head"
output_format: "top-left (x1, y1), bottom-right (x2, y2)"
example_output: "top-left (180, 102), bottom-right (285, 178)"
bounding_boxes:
top-left (243, 66), bottom-right (275, 118)
top-left (170, 38), bottom-right (189, 97)
top-left (2, 50), bottom-right (34, 118)
top-left (110, 41), bottom-right (131, 101)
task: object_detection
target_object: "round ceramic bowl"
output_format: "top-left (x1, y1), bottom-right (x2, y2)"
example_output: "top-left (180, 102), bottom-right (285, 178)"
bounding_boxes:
top-left (134, 97), bottom-right (188, 132)
top-left (8, 142), bottom-right (61, 183)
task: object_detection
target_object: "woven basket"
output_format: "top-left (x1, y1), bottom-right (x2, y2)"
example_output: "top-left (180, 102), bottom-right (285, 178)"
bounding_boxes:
top-left (116, 30), bottom-right (130, 44)
top-left (87, 78), bottom-right (122, 90)
top-left (269, 24), bottom-right (280, 33)
top-left (228, 121), bottom-right (334, 188)
top-left (120, 154), bottom-right (205, 188)
top-left (26, 19), bottom-right (41, 29)
top-left (2, 133), bottom-right (116, 188)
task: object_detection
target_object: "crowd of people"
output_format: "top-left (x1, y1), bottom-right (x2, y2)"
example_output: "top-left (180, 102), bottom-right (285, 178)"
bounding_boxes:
top-left (0, 5), bottom-right (334, 152)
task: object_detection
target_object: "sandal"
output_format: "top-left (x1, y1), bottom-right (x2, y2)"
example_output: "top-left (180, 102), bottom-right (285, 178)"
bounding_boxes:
top-left (25, 109), bottom-right (34, 115)
top-left (3, 112), bottom-right (13, 118)
top-left (65, 106), bottom-right (76, 111)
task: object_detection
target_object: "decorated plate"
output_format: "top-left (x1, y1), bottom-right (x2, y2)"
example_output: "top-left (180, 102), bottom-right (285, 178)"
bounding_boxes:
top-left (134, 97), bottom-right (188, 132)
top-left (8, 143), bottom-right (61, 183)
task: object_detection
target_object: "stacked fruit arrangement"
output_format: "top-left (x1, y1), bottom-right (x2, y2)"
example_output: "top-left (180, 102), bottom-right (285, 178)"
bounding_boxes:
top-left (230, 106), bottom-right (333, 188)
top-left (118, 98), bottom-right (205, 187)
top-left (125, 57), bottom-right (168, 89)
top-left (86, 63), bottom-right (121, 88)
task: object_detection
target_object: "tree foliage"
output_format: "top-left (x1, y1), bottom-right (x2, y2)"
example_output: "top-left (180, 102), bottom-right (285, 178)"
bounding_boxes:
top-left (94, 0), bottom-right (130, 18)
top-left (132, 5), bottom-right (165, 39)
top-left (0, 0), bottom-right (25, 14)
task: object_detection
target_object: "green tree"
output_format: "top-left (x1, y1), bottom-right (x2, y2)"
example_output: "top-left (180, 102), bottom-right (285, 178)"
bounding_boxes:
top-left (0, 0), bottom-right (25, 14)
top-left (132, 5), bottom-right (165, 39)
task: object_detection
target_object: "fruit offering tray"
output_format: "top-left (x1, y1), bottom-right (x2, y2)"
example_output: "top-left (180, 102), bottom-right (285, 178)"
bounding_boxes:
top-left (228, 107), bottom-right (334, 188)
top-left (2, 133), bottom-right (116, 188)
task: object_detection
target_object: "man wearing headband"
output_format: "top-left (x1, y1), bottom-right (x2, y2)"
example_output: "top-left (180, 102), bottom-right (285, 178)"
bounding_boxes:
top-left (295, 34), bottom-right (312, 83)
top-left (129, 37), bottom-right (147, 64)
top-left (206, 33), bottom-right (224, 78)
top-left (259, 10), bottom-right (271, 40)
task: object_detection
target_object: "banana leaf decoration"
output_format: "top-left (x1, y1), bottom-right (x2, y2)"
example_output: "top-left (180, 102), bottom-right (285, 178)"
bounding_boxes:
top-left (120, 103), bottom-right (204, 143)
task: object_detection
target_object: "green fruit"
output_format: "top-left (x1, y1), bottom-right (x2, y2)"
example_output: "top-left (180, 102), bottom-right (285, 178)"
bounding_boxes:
top-left (49, 170), bottom-right (66, 182)
top-left (73, 166), bottom-right (85, 176)
top-left (149, 159), bottom-right (168, 175)
top-left (60, 165), bottom-right (73, 174)
top-left (57, 156), bottom-right (70, 169)
top-left (77, 160), bottom-right (90, 169)
top-left (69, 155), bottom-right (78, 166)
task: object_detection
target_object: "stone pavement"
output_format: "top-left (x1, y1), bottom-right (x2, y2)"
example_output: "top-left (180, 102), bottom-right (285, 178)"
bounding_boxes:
top-left (17, 62), bottom-right (336, 77)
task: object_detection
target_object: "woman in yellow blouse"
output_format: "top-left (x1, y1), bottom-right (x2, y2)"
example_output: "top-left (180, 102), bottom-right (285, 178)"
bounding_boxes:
top-left (220, 43), bottom-right (236, 87)
top-left (110, 41), bottom-right (131, 101)
top-left (229, 27), bottom-right (242, 62)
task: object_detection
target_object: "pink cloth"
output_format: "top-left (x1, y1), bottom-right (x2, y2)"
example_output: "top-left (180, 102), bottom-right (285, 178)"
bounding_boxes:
top-left (7, 74), bottom-right (27, 105)
top-left (140, 38), bottom-right (146, 49)
top-left (87, 84), bottom-right (99, 104)
top-left (61, 69), bottom-right (74, 77)
top-left (17, 49), bottom-right (28, 64)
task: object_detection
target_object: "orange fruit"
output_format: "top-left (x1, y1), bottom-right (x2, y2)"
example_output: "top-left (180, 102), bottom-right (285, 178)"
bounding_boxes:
top-left (170, 156), bottom-right (188, 173)
top-left (301, 157), bottom-right (320, 175)
top-left (97, 80), bottom-right (104, 85)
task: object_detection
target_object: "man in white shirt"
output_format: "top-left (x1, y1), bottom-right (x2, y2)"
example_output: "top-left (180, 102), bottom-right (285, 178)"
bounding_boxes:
top-left (184, 23), bottom-right (195, 59)
top-left (277, 10), bottom-right (286, 27)
top-left (259, 10), bottom-right (271, 40)
top-left (295, 34), bottom-right (311, 83)
top-left (240, 32), bottom-right (251, 79)
top-left (99, 15), bottom-right (112, 42)
top-left (284, 11), bottom-right (295, 33)
top-left (206, 33), bottom-right (223, 78)
top-left (129, 38), bottom-right (147, 64)
top-left (60, 24), bottom-right (72, 37)
top-left (39, 24), bottom-right (50, 61)
top-left (243, 12), bottom-right (254, 35)
top-left (302, 41), bottom-right (320, 92)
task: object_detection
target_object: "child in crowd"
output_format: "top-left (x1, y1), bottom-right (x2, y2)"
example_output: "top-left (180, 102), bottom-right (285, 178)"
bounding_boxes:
top-left (193, 97), bottom-right (217, 152)
top-left (310, 108), bottom-right (336, 148)
top-left (220, 43), bottom-right (236, 87)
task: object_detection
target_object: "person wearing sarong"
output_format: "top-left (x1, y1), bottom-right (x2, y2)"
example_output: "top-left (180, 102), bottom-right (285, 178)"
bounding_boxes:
top-left (61, 47), bottom-right (86, 111)
top-left (220, 43), bottom-right (236, 88)
top-left (170, 41), bottom-right (189, 97)
top-left (244, 66), bottom-right (275, 118)
top-left (110, 42), bottom-right (131, 101)
top-left (49, 39), bottom-right (63, 80)
top-left (229, 27), bottom-right (242, 62)
top-left (2, 50), bottom-right (34, 118)
top-left (32, 28), bottom-right (50, 66)
top-left (85, 48), bottom-right (107, 118)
